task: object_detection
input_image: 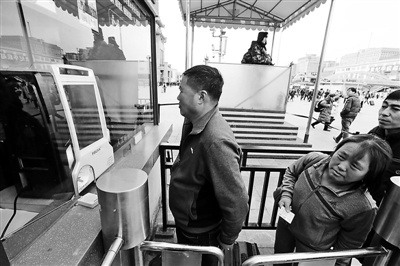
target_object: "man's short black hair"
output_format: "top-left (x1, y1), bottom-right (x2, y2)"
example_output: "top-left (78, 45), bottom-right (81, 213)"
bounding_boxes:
top-left (385, 90), bottom-right (400, 101)
top-left (348, 87), bottom-right (357, 93)
top-left (183, 65), bottom-right (224, 101)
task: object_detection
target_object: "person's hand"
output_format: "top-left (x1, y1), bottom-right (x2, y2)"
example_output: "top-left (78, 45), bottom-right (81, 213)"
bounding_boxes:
top-left (278, 197), bottom-right (292, 212)
top-left (218, 235), bottom-right (234, 265)
top-left (217, 235), bottom-right (234, 251)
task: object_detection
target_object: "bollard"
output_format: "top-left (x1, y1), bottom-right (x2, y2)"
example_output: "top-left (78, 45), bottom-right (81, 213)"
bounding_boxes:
top-left (97, 168), bottom-right (150, 266)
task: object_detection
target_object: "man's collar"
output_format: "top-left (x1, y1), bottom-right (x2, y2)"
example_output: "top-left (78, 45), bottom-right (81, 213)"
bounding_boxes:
top-left (190, 105), bottom-right (218, 135)
top-left (385, 127), bottom-right (400, 137)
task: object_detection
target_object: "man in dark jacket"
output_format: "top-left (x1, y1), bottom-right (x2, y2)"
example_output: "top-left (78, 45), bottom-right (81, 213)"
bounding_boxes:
top-left (333, 87), bottom-right (361, 143)
top-left (361, 89), bottom-right (400, 266)
top-left (170, 65), bottom-right (249, 265)
top-left (368, 90), bottom-right (400, 205)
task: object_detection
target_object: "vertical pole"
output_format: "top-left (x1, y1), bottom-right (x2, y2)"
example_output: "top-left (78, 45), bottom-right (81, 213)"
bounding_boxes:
top-left (304, 0), bottom-right (335, 143)
top-left (270, 27), bottom-right (276, 58)
top-left (16, 0), bottom-right (35, 68)
top-left (219, 34), bottom-right (222, 63)
top-left (191, 17), bottom-right (195, 67)
top-left (185, 0), bottom-right (191, 70)
top-left (150, 16), bottom-right (159, 125)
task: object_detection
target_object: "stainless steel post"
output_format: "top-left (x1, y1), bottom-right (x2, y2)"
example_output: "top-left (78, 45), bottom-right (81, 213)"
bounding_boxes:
top-left (97, 168), bottom-right (150, 266)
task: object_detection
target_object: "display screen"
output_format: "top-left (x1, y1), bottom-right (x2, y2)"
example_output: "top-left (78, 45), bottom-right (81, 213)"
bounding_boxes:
top-left (63, 84), bottom-right (103, 149)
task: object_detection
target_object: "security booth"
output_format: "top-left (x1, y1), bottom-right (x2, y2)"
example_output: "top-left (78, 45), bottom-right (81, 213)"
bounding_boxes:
top-left (0, 1), bottom-right (170, 264)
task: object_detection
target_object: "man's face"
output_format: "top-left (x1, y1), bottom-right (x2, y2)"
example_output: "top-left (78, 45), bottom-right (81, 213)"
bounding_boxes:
top-left (378, 98), bottom-right (400, 130)
top-left (177, 75), bottom-right (200, 120)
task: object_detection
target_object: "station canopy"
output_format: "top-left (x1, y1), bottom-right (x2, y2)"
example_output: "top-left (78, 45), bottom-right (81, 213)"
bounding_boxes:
top-left (178, 0), bottom-right (328, 31)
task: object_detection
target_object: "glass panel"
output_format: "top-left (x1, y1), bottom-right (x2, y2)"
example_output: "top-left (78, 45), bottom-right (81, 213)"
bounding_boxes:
top-left (16, 0), bottom-right (154, 150)
top-left (63, 84), bottom-right (103, 149)
top-left (0, 0), bottom-right (31, 69)
top-left (1, 0), bottom-right (155, 260)
top-left (0, 71), bottom-right (74, 259)
top-left (38, 73), bottom-right (73, 177)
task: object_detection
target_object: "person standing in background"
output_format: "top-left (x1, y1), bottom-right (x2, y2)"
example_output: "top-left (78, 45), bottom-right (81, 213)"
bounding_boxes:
top-left (311, 93), bottom-right (334, 131)
top-left (325, 96), bottom-right (340, 131)
top-left (333, 87), bottom-right (361, 143)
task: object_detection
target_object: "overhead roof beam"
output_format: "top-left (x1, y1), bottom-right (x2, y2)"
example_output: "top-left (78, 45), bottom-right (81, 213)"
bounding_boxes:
top-left (189, 1), bottom-right (281, 23)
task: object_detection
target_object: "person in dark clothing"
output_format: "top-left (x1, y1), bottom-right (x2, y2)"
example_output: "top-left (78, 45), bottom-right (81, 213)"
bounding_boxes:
top-left (108, 36), bottom-right (126, 60)
top-left (170, 65), bottom-right (249, 266)
top-left (241, 32), bottom-right (273, 65)
top-left (334, 87), bottom-right (361, 143)
top-left (311, 93), bottom-right (334, 131)
top-left (361, 89), bottom-right (400, 265)
top-left (366, 90), bottom-right (400, 204)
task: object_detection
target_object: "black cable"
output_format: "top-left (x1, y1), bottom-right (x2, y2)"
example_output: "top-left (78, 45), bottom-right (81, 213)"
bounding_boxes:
top-left (0, 187), bottom-right (28, 240)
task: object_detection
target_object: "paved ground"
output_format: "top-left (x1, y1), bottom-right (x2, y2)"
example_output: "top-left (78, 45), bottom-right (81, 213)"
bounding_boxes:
top-left (157, 86), bottom-right (383, 265)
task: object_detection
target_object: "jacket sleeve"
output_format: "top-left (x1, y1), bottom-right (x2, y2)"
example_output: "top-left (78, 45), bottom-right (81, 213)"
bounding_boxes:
top-left (206, 139), bottom-right (249, 245)
top-left (333, 208), bottom-right (377, 266)
top-left (281, 152), bottom-right (327, 199)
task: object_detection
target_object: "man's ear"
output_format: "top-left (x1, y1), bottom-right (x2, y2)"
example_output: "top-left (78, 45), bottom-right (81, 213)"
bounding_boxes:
top-left (199, 90), bottom-right (208, 101)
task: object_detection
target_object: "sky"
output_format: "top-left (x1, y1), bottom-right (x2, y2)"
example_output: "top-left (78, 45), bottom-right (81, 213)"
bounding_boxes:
top-left (158, 0), bottom-right (400, 73)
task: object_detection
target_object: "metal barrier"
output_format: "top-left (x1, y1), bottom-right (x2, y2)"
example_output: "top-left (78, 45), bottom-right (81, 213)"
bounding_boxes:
top-left (97, 168), bottom-right (150, 266)
top-left (159, 142), bottom-right (332, 232)
top-left (241, 247), bottom-right (387, 266)
top-left (140, 241), bottom-right (224, 266)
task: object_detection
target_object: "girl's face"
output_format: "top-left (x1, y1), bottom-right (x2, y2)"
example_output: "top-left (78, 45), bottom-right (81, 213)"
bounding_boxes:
top-left (328, 142), bottom-right (370, 187)
top-left (262, 36), bottom-right (267, 44)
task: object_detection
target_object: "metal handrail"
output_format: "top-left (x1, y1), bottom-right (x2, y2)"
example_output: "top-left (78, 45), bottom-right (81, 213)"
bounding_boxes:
top-left (140, 241), bottom-right (224, 266)
top-left (101, 237), bottom-right (124, 266)
top-left (242, 247), bottom-right (388, 266)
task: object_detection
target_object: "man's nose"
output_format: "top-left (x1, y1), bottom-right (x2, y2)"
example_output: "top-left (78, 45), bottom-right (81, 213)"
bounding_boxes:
top-left (380, 107), bottom-right (390, 116)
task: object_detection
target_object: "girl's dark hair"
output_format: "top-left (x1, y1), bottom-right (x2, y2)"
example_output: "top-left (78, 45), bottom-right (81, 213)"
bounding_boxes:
top-left (333, 134), bottom-right (392, 191)
top-left (183, 65), bottom-right (223, 101)
top-left (256, 32), bottom-right (268, 48)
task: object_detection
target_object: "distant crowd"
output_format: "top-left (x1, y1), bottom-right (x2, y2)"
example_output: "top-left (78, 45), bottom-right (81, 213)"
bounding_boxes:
top-left (288, 85), bottom-right (390, 105)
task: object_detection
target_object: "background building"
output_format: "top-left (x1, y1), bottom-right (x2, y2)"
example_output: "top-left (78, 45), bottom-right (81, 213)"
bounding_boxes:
top-left (291, 48), bottom-right (400, 92)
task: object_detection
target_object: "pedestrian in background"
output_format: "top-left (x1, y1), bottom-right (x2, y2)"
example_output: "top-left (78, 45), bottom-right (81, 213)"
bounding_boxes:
top-left (311, 93), bottom-right (334, 131)
top-left (334, 87), bottom-right (361, 143)
top-left (169, 65), bottom-right (249, 266)
top-left (325, 96), bottom-right (340, 131)
top-left (274, 134), bottom-right (392, 266)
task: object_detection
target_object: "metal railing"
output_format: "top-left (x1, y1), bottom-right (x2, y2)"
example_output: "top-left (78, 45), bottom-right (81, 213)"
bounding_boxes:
top-left (140, 241), bottom-right (224, 266)
top-left (139, 241), bottom-right (386, 266)
top-left (159, 142), bottom-right (333, 231)
top-left (242, 247), bottom-right (387, 266)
